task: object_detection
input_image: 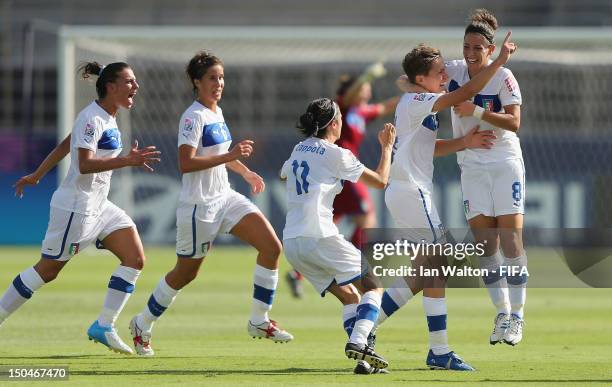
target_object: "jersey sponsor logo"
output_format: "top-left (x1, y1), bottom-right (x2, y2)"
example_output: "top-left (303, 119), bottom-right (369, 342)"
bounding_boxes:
top-left (83, 122), bottom-right (96, 144)
top-left (202, 122), bottom-right (231, 147)
top-left (98, 128), bottom-right (122, 150)
top-left (413, 93), bottom-right (426, 101)
top-left (504, 76), bottom-right (517, 93)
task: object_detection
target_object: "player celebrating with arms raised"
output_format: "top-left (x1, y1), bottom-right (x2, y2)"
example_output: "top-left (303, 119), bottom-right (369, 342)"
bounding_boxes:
top-left (382, 31), bottom-right (516, 370)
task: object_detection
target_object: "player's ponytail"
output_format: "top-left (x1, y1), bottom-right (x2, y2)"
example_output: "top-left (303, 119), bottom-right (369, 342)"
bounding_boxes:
top-left (78, 61), bottom-right (131, 99)
top-left (296, 98), bottom-right (339, 138)
top-left (465, 8), bottom-right (498, 44)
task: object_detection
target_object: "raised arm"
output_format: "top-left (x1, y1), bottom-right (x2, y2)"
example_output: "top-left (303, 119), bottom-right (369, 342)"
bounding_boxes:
top-left (14, 134), bottom-right (72, 198)
top-left (358, 123), bottom-right (396, 189)
top-left (341, 62), bottom-right (387, 108)
top-left (433, 31), bottom-right (517, 112)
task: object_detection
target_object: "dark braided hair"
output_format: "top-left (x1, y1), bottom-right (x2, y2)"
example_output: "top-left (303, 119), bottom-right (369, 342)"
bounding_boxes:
top-left (296, 98), bottom-right (339, 138)
top-left (186, 50), bottom-right (224, 94)
top-left (77, 61), bottom-right (130, 99)
top-left (465, 8), bottom-right (498, 45)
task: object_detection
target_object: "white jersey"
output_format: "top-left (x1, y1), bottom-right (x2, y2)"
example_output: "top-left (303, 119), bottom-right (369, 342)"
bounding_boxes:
top-left (281, 137), bottom-right (365, 240)
top-left (390, 92), bottom-right (442, 192)
top-left (446, 59), bottom-right (523, 166)
top-left (178, 101), bottom-right (231, 205)
top-left (50, 101), bottom-right (122, 216)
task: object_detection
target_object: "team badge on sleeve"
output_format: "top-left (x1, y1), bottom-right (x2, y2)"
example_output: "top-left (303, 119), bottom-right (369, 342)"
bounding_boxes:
top-left (182, 118), bottom-right (194, 138)
top-left (84, 122), bottom-right (95, 143)
top-left (504, 76), bottom-right (518, 93)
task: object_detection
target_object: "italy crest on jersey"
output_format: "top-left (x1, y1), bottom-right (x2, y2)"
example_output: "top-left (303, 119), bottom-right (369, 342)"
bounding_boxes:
top-left (483, 99), bottom-right (494, 111)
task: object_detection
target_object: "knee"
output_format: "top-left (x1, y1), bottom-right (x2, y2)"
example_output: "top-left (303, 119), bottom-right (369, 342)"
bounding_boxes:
top-left (261, 237), bottom-right (282, 259)
top-left (124, 255), bottom-right (145, 271)
top-left (33, 265), bottom-right (60, 283)
top-left (501, 240), bottom-right (523, 258)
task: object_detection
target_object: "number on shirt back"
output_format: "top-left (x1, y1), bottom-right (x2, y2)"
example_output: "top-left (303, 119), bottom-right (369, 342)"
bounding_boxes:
top-left (292, 160), bottom-right (310, 195)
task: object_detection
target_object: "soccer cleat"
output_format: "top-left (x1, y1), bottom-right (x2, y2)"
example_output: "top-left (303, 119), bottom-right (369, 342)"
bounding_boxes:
top-left (87, 320), bottom-right (134, 355)
top-left (247, 319), bottom-right (294, 343)
top-left (353, 360), bottom-right (390, 375)
top-left (426, 350), bottom-right (475, 371)
top-left (285, 270), bottom-right (304, 299)
top-left (503, 314), bottom-right (524, 346)
top-left (129, 316), bottom-right (154, 356)
top-left (345, 342), bottom-right (389, 369)
top-left (490, 313), bottom-right (510, 345)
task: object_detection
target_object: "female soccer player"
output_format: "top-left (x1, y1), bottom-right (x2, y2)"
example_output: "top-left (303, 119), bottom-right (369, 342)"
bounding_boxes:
top-left (382, 32), bottom-right (516, 370)
top-left (447, 9), bottom-right (526, 346)
top-left (0, 61), bottom-right (160, 355)
top-left (285, 63), bottom-right (399, 298)
top-left (129, 51), bottom-right (293, 356)
top-left (282, 97), bottom-right (396, 370)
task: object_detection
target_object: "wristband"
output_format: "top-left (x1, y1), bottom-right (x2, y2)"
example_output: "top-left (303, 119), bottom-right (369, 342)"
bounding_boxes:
top-left (473, 105), bottom-right (485, 120)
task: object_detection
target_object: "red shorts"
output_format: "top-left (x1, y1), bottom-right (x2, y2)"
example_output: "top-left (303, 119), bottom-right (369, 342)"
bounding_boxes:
top-left (333, 180), bottom-right (373, 219)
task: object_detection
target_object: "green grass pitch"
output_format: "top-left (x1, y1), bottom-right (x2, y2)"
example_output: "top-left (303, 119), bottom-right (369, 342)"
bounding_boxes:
top-left (0, 246), bottom-right (611, 386)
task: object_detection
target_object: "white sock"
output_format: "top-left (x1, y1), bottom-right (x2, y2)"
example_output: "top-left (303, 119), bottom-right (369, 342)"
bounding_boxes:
top-left (349, 291), bottom-right (381, 345)
top-left (0, 267), bottom-right (45, 323)
top-left (378, 279), bottom-right (414, 326)
top-left (97, 265), bottom-right (140, 328)
top-left (505, 253), bottom-right (528, 319)
top-left (251, 265), bottom-right (278, 325)
top-left (479, 252), bottom-right (510, 315)
top-left (342, 303), bottom-right (358, 338)
top-left (423, 296), bottom-right (450, 355)
top-left (138, 277), bottom-right (180, 332)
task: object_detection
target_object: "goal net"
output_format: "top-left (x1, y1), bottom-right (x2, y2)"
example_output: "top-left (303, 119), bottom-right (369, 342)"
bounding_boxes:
top-left (58, 26), bottom-right (612, 243)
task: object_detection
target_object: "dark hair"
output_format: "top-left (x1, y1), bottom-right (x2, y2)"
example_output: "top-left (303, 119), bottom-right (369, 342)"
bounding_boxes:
top-left (336, 74), bottom-right (358, 97)
top-left (186, 50), bottom-right (224, 93)
top-left (77, 61), bottom-right (130, 99)
top-left (465, 8), bottom-right (498, 45)
top-left (296, 98), bottom-right (339, 138)
top-left (402, 44), bottom-right (441, 84)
